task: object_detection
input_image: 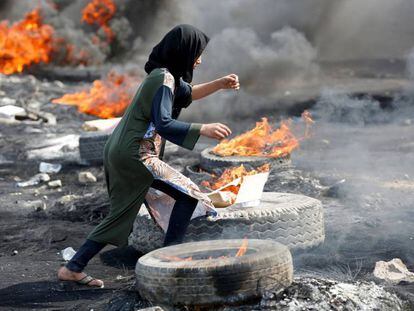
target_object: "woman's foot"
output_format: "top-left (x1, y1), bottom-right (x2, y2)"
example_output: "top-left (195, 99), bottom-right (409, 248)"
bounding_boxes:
top-left (57, 266), bottom-right (104, 288)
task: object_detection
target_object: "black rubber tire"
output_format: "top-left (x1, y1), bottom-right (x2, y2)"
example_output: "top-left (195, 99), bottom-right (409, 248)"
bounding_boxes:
top-left (135, 239), bottom-right (293, 306)
top-left (200, 147), bottom-right (291, 172)
top-left (129, 192), bottom-right (324, 254)
top-left (78, 132), bottom-right (110, 164)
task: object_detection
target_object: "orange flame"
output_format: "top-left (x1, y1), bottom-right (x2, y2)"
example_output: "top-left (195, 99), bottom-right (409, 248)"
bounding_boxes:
top-left (235, 238), bottom-right (248, 257)
top-left (82, 0), bottom-right (116, 43)
top-left (52, 71), bottom-right (139, 119)
top-left (0, 9), bottom-right (54, 75)
top-left (212, 112), bottom-right (313, 158)
top-left (202, 164), bottom-right (270, 191)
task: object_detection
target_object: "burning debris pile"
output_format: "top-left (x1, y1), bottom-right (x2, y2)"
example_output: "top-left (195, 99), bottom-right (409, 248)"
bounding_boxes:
top-left (52, 70), bottom-right (140, 118)
top-left (0, 9), bottom-right (54, 74)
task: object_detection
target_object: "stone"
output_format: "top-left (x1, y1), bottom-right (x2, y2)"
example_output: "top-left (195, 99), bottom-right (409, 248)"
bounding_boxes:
top-left (373, 258), bottom-right (414, 284)
top-left (58, 194), bottom-right (81, 204)
top-left (16, 173), bottom-right (50, 187)
top-left (48, 180), bottom-right (62, 188)
top-left (78, 171), bottom-right (97, 184)
top-left (20, 200), bottom-right (46, 211)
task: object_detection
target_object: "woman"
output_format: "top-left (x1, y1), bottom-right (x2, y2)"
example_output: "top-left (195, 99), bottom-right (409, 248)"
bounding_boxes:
top-left (58, 24), bottom-right (239, 287)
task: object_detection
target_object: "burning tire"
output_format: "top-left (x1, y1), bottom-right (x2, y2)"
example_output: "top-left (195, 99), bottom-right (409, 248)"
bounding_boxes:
top-left (200, 147), bottom-right (291, 171)
top-left (135, 239), bottom-right (293, 306)
top-left (78, 132), bottom-right (110, 164)
top-left (129, 192), bottom-right (324, 254)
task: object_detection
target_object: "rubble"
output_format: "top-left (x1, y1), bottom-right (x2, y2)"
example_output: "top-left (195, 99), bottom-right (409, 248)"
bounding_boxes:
top-left (20, 199), bottom-right (46, 211)
top-left (78, 171), bottom-right (97, 184)
top-left (258, 276), bottom-right (407, 311)
top-left (374, 258), bottom-right (414, 284)
top-left (0, 105), bottom-right (26, 119)
top-left (39, 162), bottom-right (62, 174)
top-left (16, 173), bottom-right (50, 187)
top-left (26, 135), bottom-right (79, 162)
top-left (48, 180), bottom-right (62, 188)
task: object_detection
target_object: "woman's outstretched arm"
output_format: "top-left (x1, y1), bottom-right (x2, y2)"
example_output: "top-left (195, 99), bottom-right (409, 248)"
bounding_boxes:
top-left (192, 74), bottom-right (239, 100)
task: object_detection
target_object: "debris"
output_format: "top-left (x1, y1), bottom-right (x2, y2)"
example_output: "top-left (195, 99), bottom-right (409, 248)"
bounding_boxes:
top-left (58, 194), bottom-right (81, 205)
top-left (26, 134), bottom-right (79, 162)
top-left (0, 154), bottom-right (14, 167)
top-left (0, 97), bottom-right (16, 105)
top-left (78, 171), bottom-right (97, 184)
top-left (20, 199), bottom-right (46, 211)
top-left (48, 180), bottom-right (62, 188)
top-left (61, 247), bottom-right (76, 261)
top-left (373, 258), bottom-right (414, 284)
top-left (12, 250), bottom-right (18, 256)
top-left (39, 162), bottom-right (62, 174)
top-left (0, 105), bottom-right (25, 119)
top-left (260, 276), bottom-right (407, 310)
top-left (16, 173), bottom-right (50, 187)
top-left (82, 117), bottom-right (121, 132)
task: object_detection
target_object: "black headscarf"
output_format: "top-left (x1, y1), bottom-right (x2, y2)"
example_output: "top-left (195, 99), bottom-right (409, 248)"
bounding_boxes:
top-left (144, 24), bottom-right (209, 84)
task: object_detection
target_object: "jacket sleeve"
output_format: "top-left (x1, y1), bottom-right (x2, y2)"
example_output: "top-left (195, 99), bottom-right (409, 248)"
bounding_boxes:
top-left (174, 78), bottom-right (193, 109)
top-left (150, 85), bottom-right (201, 150)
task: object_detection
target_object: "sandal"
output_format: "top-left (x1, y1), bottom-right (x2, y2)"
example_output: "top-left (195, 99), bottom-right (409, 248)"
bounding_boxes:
top-left (76, 275), bottom-right (104, 288)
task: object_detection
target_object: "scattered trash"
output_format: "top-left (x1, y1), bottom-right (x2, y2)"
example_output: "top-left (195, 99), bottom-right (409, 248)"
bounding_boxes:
top-left (0, 105), bottom-right (25, 119)
top-left (48, 180), bottom-right (62, 188)
top-left (26, 135), bottom-right (79, 162)
top-left (16, 173), bottom-right (50, 187)
top-left (39, 162), bottom-right (62, 174)
top-left (0, 97), bottom-right (17, 106)
top-left (61, 247), bottom-right (76, 261)
top-left (82, 118), bottom-right (121, 132)
top-left (78, 171), bottom-right (97, 184)
top-left (20, 200), bottom-right (46, 211)
top-left (373, 258), bottom-right (414, 284)
top-left (58, 194), bottom-right (81, 205)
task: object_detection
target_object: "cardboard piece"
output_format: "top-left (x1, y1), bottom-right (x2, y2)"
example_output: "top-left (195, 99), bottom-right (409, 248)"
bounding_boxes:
top-left (207, 171), bottom-right (269, 208)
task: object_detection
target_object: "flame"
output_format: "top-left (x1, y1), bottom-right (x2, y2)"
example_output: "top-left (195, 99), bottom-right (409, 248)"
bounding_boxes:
top-left (212, 112), bottom-right (314, 158)
top-left (202, 164), bottom-right (270, 192)
top-left (82, 0), bottom-right (116, 43)
top-left (0, 9), bottom-right (54, 75)
top-left (52, 71), bottom-right (139, 119)
top-left (235, 238), bottom-right (248, 257)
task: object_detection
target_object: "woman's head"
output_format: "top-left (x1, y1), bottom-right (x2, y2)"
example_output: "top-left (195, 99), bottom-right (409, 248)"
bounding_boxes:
top-left (145, 25), bottom-right (209, 83)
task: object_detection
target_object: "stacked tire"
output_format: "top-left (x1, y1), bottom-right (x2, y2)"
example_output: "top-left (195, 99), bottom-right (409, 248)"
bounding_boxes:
top-left (129, 192), bottom-right (324, 254)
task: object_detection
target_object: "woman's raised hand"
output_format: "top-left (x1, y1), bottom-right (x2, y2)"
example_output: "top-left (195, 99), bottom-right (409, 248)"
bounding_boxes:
top-left (218, 74), bottom-right (240, 90)
top-left (200, 123), bottom-right (232, 140)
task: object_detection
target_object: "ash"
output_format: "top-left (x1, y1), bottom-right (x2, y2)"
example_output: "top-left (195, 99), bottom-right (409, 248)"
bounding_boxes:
top-left (257, 276), bottom-right (407, 311)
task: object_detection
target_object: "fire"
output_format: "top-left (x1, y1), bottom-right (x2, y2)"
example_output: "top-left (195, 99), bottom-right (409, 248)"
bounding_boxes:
top-left (52, 71), bottom-right (139, 119)
top-left (202, 164), bottom-right (270, 192)
top-left (82, 0), bottom-right (116, 43)
top-left (0, 8), bottom-right (54, 75)
top-left (235, 238), bottom-right (248, 257)
top-left (212, 111), bottom-right (313, 158)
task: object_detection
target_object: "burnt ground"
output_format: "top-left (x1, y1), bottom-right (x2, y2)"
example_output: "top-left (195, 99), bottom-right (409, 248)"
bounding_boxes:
top-left (0, 71), bottom-right (414, 310)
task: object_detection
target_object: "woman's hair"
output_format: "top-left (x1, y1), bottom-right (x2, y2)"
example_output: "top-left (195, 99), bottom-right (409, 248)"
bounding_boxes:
top-left (145, 24), bottom-right (209, 83)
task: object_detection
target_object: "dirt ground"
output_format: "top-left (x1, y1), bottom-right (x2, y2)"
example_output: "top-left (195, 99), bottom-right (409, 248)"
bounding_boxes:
top-left (1, 73), bottom-right (414, 310)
